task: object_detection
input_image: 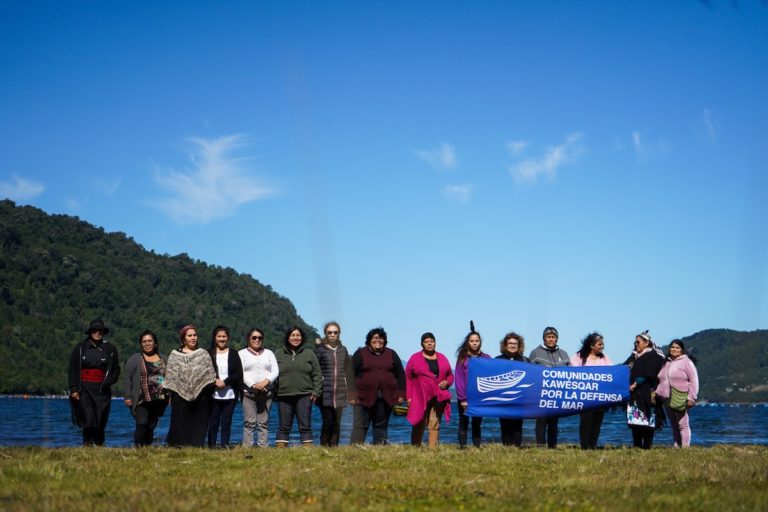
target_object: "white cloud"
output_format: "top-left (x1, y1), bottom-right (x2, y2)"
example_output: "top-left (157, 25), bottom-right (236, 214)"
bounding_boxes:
top-left (442, 184), bottom-right (472, 204)
top-left (413, 143), bottom-right (457, 170)
top-left (508, 132), bottom-right (584, 184)
top-left (632, 131), bottom-right (645, 157)
top-left (702, 108), bottom-right (720, 141)
top-left (506, 140), bottom-right (530, 156)
top-left (150, 134), bottom-right (276, 224)
top-left (0, 174), bottom-right (45, 201)
top-left (95, 177), bottom-right (122, 197)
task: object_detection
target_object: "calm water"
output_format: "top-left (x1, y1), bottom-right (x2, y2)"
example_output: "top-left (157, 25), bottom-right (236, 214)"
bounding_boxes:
top-left (0, 397), bottom-right (766, 447)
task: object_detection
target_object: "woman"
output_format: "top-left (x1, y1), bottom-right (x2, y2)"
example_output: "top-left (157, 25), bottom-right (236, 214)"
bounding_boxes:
top-left (454, 322), bottom-right (491, 448)
top-left (570, 332), bottom-right (613, 449)
top-left (123, 330), bottom-right (168, 446)
top-left (164, 324), bottom-right (217, 447)
top-left (315, 321), bottom-right (354, 447)
top-left (274, 326), bottom-right (322, 447)
top-left (350, 327), bottom-right (406, 445)
top-left (406, 332), bottom-right (454, 448)
top-left (68, 319), bottom-right (120, 446)
top-left (656, 339), bottom-right (699, 447)
top-left (496, 332), bottom-right (529, 447)
top-left (239, 327), bottom-right (279, 448)
top-left (627, 330), bottom-right (666, 449)
top-left (208, 325), bottom-right (243, 448)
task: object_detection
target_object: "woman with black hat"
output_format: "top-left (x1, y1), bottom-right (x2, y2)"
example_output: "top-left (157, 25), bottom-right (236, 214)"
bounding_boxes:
top-left (68, 319), bottom-right (120, 446)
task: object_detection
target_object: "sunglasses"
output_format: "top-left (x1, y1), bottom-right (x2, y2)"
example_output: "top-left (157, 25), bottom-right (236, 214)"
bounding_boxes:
top-left (250, 335), bottom-right (263, 340)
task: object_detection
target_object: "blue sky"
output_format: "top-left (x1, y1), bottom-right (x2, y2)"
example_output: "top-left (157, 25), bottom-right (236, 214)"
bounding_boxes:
top-left (2, 1), bottom-right (766, 362)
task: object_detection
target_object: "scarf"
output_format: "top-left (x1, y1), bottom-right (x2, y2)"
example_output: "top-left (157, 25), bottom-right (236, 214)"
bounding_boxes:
top-left (163, 349), bottom-right (216, 401)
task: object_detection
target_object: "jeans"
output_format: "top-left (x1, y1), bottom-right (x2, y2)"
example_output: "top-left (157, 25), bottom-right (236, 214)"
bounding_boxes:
top-left (457, 401), bottom-right (483, 448)
top-left (535, 417), bottom-right (559, 448)
top-left (578, 409), bottom-right (605, 449)
top-left (208, 398), bottom-right (236, 447)
top-left (276, 394), bottom-right (313, 444)
top-left (319, 405), bottom-right (345, 447)
top-left (351, 399), bottom-right (392, 445)
top-left (133, 400), bottom-right (165, 447)
top-left (242, 390), bottom-right (272, 448)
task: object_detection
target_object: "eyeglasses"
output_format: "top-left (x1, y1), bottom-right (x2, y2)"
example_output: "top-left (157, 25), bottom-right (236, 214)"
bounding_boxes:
top-left (250, 335), bottom-right (263, 340)
top-left (326, 331), bottom-right (339, 335)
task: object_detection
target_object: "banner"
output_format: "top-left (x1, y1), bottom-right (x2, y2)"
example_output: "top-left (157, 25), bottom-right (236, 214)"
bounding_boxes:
top-left (466, 358), bottom-right (629, 419)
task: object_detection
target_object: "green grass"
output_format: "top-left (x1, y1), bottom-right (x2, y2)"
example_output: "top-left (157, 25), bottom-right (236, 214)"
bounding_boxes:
top-left (0, 445), bottom-right (766, 511)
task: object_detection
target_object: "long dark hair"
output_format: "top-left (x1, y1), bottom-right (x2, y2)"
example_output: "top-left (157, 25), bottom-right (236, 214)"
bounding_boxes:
top-left (456, 322), bottom-right (482, 364)
top-left (577, 332), bottom-right (605, 365)
top-left (210, 325), bottom-right (230, 351)
top-left (138, 330), bottom-right (159, 353)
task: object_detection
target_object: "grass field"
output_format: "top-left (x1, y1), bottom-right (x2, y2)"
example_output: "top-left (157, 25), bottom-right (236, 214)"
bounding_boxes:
top-left (0, 445), bottom-right (766, 511)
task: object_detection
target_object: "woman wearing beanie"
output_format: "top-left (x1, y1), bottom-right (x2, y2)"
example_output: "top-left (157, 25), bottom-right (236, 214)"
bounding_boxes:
top-left (529, 326), bottom-right (569, 448)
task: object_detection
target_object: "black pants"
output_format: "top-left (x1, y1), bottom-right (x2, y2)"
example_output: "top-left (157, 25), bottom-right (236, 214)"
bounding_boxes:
top-left (631, 426), bottom-right (655, 449)
top-left (319, 405), bottom-right (345, 447)
top-left (82, 427), bottom-right (105, 446)
top-left (579, 409), bottom-right (605, 449)
top-left (535, 417), bottom-right (559, 448)
top-left (456, 402), bottom-right (483, 448)
top-left (133, 400), bottom-right (166, 446)
top-left (351, 399), bottom-right (392, 445)
top-left (500, 418), bottom-right (524, 447)
top-left (208, 399), bottom-right (236, 447)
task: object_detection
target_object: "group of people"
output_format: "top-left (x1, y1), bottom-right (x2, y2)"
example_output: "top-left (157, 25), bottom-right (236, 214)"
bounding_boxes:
top-left (68, 319), bottom-right (699, 449)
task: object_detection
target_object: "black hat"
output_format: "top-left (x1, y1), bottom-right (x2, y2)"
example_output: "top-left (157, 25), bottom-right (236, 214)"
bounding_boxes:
top-left (85, 319), bottom-right (110, 335)
top-left (542, 326), bottom-right (559, 339)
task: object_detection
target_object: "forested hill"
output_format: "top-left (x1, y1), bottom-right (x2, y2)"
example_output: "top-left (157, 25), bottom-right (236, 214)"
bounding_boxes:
top-left (0, 199), bottom-right (318, 394)
top-left (674, 329), bottom-right (768, 403)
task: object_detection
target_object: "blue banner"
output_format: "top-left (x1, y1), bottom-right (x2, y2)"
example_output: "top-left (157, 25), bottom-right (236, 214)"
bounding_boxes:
top-left (466, 358), bottom-right (629, 419)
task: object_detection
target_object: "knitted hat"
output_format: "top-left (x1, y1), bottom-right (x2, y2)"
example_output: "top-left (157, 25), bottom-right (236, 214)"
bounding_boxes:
top-left (637, 330), bottom-right (651, 343)
top-left (542, 326), bottom-right (559, 340)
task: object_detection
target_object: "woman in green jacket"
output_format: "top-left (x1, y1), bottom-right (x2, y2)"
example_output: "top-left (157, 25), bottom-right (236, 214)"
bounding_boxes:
top-left (274, 326), bottom-right (322, 446)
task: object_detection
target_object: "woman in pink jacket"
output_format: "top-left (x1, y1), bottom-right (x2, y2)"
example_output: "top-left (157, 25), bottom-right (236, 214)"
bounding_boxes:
top-left (656, 339), bottom-right (699, 447)
top-left (406, 332), bottom-right (454, 448)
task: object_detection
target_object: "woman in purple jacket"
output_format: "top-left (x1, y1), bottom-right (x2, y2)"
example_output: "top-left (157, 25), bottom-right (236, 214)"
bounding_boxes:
top-left (454, 322), bottom-right (491, 448)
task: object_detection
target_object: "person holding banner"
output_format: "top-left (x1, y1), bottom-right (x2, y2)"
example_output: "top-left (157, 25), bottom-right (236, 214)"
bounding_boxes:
top-left (496, 332), bottom-right (529, 447)
top-left (454, 322), bottom-right (491, 448)
top-left (570, 332), bottom-right (613, 449)
top-left (406, 332), bottom-right (454, 448)
top-left (529, 326), bottom-right (569, 448)
top-left (627, 330), bottom-right (665, 449)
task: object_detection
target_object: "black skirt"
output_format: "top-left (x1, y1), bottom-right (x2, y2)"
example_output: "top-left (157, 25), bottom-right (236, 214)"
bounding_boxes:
top-left (166, 392), bottom-right (210, 447)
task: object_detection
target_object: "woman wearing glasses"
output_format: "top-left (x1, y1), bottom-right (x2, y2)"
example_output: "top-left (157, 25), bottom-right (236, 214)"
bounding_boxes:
top-left (238, 328), bottom-right (279, 447)
top-left (314, 322), bottom-right (354, 447)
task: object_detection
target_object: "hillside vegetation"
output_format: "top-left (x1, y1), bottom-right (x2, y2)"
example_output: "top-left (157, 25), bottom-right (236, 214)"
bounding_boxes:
top-left (677, 328), bottom-right (768, 403)
top-left (0, 200), bottom-right (318, 394)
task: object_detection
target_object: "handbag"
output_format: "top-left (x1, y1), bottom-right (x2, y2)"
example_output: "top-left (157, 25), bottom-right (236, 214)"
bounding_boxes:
top-left (669, 386), bottom-right (688, 412)
top-left (626, 402), bottom-right (656, 427)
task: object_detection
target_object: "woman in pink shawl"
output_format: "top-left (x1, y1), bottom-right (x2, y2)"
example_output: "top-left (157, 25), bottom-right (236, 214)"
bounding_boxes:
top-left (406, 332), bottom-right (454, 447)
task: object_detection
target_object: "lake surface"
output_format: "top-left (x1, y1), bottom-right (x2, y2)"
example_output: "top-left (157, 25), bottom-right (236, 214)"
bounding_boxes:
top-left (1, 397), bottom-right (766, 447)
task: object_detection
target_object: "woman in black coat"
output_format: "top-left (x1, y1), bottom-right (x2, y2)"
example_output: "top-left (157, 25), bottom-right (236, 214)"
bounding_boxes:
top-left (627, 330), bottom-right (666, 449)
top-left (208, 325), bottom-right (243, 448)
